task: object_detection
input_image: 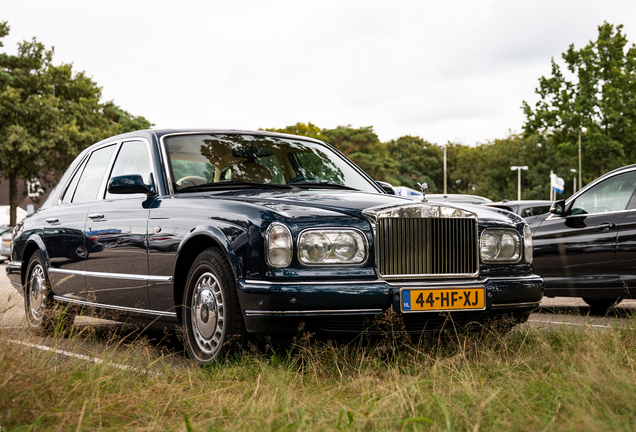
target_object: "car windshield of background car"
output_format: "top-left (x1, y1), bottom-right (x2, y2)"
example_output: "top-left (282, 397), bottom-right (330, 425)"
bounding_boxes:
top-left (163, 134), bottom-right (379, 193)
top-left (571, 170), bottom-right (636, 215)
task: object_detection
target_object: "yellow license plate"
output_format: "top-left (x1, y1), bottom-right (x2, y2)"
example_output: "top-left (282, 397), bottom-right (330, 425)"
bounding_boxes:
top-left (402, 287), bottom-right (485, 312)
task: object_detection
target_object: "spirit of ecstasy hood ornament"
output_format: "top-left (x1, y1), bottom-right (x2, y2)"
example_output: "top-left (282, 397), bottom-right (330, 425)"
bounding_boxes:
top-left (417, 182), bottom-right (428, 202)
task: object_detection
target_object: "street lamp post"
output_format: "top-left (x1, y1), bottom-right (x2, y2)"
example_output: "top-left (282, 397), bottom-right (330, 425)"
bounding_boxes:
top-left (510, 166), bottom-right (528, 201)
top-left (570, 168), bottom-right (577, 194)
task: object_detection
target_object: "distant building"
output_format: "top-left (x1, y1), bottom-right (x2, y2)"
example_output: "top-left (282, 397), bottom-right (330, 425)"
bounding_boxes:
top-left (0, 177), bottom-right (52, 212)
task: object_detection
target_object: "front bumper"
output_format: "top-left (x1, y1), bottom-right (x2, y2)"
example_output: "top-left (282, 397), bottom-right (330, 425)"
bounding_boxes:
top-left (237, 275), bottom-right (543, 335)
top-left (6, 261), bottom-right (23, 295)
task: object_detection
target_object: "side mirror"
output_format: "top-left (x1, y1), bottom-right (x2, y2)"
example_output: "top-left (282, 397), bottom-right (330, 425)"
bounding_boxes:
top-left (549, 199), bottom-right (567, 216)
top-left (375, 180), bottom-right (396, 195)
top-left (108, 175), bottom-right (155, 196)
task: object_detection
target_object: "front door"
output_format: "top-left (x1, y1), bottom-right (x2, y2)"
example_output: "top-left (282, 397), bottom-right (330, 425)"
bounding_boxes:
top-left (533, 170), bottom-right (636, 295)
top-left (84, 140), bottom-right (154, 309)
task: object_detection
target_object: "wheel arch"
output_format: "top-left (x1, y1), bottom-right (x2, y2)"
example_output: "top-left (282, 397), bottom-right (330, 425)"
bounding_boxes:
top-left (21, 234), bottom-right (50, 289)
top-left (173, 227), bottom-right (242, 323)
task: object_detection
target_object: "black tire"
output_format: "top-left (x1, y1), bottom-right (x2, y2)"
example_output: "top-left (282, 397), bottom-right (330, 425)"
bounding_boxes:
top-left (25, 251), bottom-right (74, 335)
top-left (182, 248), bottom-right (245, 364)
top-left (582, 297), bottom-right (622, 311)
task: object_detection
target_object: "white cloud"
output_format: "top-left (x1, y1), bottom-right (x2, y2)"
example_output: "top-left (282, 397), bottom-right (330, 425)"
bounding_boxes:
top-left (3, 0), bottom-right (636, 144)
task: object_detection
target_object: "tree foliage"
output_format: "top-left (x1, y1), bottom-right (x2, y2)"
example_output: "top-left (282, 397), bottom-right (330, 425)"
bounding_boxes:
top-left (523, 22), bottom-right (636, 183)
top-left (0, 21), bottom-right (152, 225)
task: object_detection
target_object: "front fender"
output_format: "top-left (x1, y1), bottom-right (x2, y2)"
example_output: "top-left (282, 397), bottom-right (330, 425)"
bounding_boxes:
top-left (175, 223), bottom-right (248, 280)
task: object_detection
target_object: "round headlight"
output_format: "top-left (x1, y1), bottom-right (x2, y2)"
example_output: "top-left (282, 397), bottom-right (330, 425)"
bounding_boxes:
top-left (480, 232), bottom-right (500, 261)
top-left (299, 232), bottom-right (331, 263)
top-left (333, 233), bottom-right (357, 260)
top-left (500, 233), bottom-right (519, 259)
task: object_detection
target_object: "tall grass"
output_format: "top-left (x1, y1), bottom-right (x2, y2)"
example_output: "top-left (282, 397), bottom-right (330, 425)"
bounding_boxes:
top-left (2, 311), bottom-right (636, 431)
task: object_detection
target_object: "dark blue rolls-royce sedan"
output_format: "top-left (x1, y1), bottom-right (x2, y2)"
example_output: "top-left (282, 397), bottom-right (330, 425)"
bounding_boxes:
top-left (7, 129), bottom-right (542, 363)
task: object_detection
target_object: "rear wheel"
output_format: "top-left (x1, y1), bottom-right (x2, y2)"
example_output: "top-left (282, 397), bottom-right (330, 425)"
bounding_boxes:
top-left (582, 297), bottom-right (622, 311)
top-left (25, 251), bottom-right (74, 334)
top-left (182, 248), bottom-right (245, 364)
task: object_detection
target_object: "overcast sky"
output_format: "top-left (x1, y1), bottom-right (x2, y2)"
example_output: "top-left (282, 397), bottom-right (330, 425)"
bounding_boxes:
top-left (3, 1), bottom-right (636, 145)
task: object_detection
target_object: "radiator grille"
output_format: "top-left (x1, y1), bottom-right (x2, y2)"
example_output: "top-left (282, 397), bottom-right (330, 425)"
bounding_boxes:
top-left (377, 217), bottom-right (478, 277)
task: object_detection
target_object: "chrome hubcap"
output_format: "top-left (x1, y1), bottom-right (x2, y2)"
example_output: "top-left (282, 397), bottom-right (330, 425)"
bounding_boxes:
top-left (191, 272), bottom-right (224, 355)
top-left (29, 264), bottom-right (47, 322)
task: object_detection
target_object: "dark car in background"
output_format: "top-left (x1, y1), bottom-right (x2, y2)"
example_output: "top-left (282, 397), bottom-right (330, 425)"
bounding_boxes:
top-left (487, 200), bottom-right (553, 224)
top-left (529, 165), bottom-right (636, 310)
top-left (7, 129), bottom-right (542, 364)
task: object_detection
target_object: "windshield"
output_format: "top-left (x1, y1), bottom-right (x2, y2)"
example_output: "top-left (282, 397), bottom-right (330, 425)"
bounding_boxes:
top-left (163, 134), bottom-right (380, 193)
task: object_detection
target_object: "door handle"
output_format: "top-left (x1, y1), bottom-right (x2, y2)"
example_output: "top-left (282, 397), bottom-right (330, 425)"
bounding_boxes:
top-left (45, 218), bottom-right (59, 224)
top-left (595, 222), bottom-right (616, 232)
top-left (88, 214), bottom-right (104, 220)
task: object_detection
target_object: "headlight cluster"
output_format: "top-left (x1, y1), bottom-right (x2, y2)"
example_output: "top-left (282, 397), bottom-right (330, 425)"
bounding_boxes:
top-left (298, 229), bottom-right (367, 265)
top-left (265, 225), bottom-right (368, 268)
top-left (480, 228), bottom-right (523, 263)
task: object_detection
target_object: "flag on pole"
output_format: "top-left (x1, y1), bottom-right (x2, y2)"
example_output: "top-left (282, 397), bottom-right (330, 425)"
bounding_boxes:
top-left (550, 173), bottom-right (565, 194)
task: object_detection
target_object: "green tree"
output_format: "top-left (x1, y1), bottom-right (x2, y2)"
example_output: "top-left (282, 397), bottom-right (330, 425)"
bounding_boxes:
top-left (320, 125), bottom-right (398, 184)
top-left (523, 22), bottom-right (636, 184)
top-left (385, 135), bottom-right (443, 192)
top-left (0, 22), bottom-right (152, 225)
top-left (262, 121), bottom-right (326, 141)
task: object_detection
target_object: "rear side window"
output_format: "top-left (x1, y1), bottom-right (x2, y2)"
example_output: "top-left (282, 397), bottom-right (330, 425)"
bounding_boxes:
top-left (61, 157), bottom-right (88, 204)
top-left (72, 145), bottom-right (116, 203)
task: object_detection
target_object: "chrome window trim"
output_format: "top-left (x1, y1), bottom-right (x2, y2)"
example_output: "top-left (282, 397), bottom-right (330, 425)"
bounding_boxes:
top-left (53, 295), bottom-right (177, 318)
top-left (244, 308), bottom-right (383, 317)
top-left (158, 131), bottom-right (384, 195)
top-left (59, 140), bottom-right (120, 206)
top-left (57, 152), bottom-right (91, 206)
top-left (49, 268), bottom-right (172, 282)
top-left (297, 227), bottom-right (369, 267)
top-left (545, 207), bottom-right (635, 221)
top-left (547, 165), bottom-right (636, 219)
top-left (102, 137), bottom-right (156, 201)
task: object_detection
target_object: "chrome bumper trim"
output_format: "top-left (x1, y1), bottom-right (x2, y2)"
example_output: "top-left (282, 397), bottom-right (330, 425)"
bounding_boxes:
top-left (49, 268), bottom-right (172, 282)
top-left (244, 308), bottom-right (383, 317)
top-left (244, 279), bottom-right (384, 286)
top-left (53, 295), bottom-right (177, 318)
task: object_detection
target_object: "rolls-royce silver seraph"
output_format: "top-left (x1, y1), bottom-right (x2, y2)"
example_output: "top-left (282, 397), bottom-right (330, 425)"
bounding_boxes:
top-left (6, 129), bottom-right (543, 364)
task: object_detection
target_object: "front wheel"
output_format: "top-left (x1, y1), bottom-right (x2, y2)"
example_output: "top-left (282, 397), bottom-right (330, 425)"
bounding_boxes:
top-left (182, 248), bottom-right (245, 364)
top-left (582, 297), bottom-right (622, 311)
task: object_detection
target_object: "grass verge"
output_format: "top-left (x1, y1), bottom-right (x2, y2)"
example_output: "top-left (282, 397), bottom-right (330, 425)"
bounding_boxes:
top-left (2, 312), bottom-right (636, 431)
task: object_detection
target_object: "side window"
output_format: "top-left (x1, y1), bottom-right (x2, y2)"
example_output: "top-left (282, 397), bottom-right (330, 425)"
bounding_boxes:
top-left (61, 157), bottom-right (89, 204)
top-left (72, 145), bottom-right (117, 204)
top-left (105, 140), bottom-right (153, 200)
top-left (571, 171), bottom-right (636, 215)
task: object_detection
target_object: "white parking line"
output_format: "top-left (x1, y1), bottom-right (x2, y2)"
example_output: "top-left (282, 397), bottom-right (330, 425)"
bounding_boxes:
top-left (8, 340), bottom-right (158, 374)
top-left (527, 319), bottom-right (633, 330)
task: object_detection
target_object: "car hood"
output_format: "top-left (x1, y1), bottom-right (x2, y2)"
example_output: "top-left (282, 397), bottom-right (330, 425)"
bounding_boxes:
top-left (195, 189), bottom-right (521, 223)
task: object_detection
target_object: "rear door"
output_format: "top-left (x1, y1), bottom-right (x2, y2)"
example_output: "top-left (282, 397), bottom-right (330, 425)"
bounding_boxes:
top-left (42, 144), bottom-right (117, 300)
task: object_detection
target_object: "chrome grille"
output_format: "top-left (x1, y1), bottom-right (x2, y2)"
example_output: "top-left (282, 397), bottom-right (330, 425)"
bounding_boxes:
top-left (376, 217), bottom-right (478, 277)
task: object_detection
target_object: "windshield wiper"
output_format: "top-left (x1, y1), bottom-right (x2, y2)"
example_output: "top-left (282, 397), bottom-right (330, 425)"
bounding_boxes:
top-left (178, 181), bottom-right (296, 193)
top-left (289, 181), bottom-right (359, 190)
